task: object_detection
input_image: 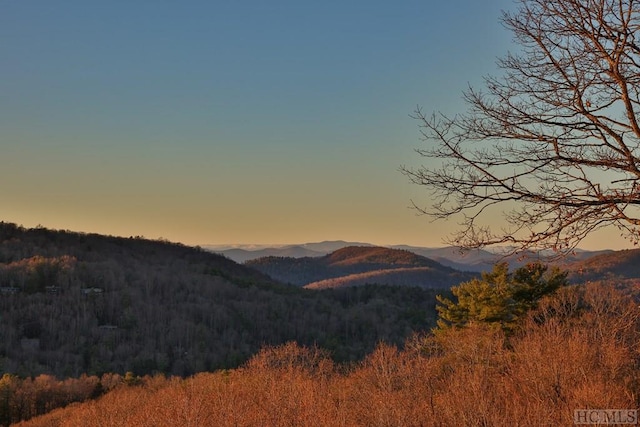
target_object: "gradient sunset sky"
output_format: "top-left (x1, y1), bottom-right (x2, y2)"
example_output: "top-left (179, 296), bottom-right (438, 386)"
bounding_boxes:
top-left (1, 1), bottom-right (632, 250)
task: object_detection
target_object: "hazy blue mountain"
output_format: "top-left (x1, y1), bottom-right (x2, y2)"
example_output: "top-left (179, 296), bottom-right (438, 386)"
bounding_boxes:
top-left (298, 240), bottom-right (374, 253)
top-left (213, 246), bottom-right (324, 263)
top-left (210, 241), bottom-right (609, 272)
top-left (208, 241), bottom-right (371, 263)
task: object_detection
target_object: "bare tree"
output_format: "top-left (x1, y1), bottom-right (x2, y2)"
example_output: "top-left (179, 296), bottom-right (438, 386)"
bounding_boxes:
top-left (402, 0), bottom-right (640, 257)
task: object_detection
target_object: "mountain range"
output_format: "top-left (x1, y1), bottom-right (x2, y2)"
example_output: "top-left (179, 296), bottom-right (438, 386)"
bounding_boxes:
top-left (205, 241), bottom-right (373, 263)
top-left (211, 241), bottom-right (614, 272)
top-left (240, 243), bottom-right (640, 290)
top-left (245, 246), bottom-right (476, 289)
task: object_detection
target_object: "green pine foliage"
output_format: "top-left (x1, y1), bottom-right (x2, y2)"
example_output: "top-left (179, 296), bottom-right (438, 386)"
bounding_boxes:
top-left (436, 262), bottom-right (568, 332)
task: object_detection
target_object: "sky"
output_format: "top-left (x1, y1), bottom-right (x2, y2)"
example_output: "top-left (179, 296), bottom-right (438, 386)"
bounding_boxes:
top-left (0, 1), bottom-right (633, 251)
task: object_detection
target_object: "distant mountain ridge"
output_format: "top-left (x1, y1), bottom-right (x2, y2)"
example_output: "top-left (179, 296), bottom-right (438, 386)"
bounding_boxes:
top-left (213, 246), bottom-right (325, 263)
top-left (239, 242), bottom-right (638, 290)
top-left (206, 241), bottom-right (373, 263)
top-left (246, 246), bottom-right (476, 289)
top-left (207, 240), bottom-right (374, 253)
top-left (212, 241), bottom-right (612, 272)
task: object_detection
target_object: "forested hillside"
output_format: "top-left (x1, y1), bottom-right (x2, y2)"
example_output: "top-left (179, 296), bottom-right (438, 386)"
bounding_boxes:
top-left (246, 246), bottom-right (475, 288)
top-left (0, 223), bottom-right (440, 379)
top-left (565, 248), bottom-right (640, 284)
top-left (304, 267), bottom-right (465, 289)
top-left (15, 281), bottom-right (640, 427)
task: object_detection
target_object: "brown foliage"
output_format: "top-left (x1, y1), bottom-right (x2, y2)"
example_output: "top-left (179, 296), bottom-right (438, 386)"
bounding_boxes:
top-left (15, 282), bottom-right (640, 426)
top-left (0, 373), bottom-right (104, 426)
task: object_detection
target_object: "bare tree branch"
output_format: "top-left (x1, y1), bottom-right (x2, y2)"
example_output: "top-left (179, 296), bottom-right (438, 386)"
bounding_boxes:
top-left (402, 0), bottom-right (640, 258)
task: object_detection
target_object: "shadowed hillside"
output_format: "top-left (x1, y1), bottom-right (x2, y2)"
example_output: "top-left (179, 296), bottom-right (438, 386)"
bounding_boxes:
top-left (305, 267), bottom-right (468, 289)
top-left (0, 223), bottom-right (441, 379)
top-left (247, 246), bottom-right (476, 288)
top-left (564, 248), bottom-right (640, 284)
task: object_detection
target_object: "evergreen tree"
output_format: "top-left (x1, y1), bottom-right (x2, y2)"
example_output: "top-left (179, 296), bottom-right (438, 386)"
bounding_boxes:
top-left (436, 262), bottom-right (567, 332)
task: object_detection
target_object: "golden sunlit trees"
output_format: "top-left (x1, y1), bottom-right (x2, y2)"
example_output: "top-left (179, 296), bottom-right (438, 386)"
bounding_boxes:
top-left (402, 0), bottom-right (640, 256)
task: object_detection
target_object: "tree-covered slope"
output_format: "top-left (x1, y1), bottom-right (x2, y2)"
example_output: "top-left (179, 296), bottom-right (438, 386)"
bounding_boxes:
top-left (0, 223), bottom-right (439, 378)
top-left (564, 248), bottom-right (640, 283)
top-left (304, 267), bottom-right (470, 290)
top-left (247, 245), bottom-right (476, 287)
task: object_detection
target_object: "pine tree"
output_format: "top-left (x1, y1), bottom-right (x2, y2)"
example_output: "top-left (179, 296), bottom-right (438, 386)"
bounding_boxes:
top-left (436, 262), bottom-right (567, 332)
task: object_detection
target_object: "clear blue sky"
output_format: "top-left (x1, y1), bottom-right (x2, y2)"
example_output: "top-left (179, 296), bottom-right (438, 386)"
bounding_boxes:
top-left (0, 1), bottom-right (630, 250)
